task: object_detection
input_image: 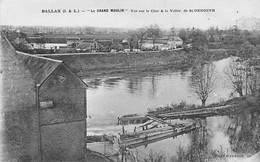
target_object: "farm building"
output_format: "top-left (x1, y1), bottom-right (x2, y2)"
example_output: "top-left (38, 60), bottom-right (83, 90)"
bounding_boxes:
top-left (41, 33), bottom-right (128, 44)
top-left (140, 37), bottom-right (183, 50)
top-left (28, 37), bottom-right (68, 49)
top-left (140, 38), bottom-right (168, 50)
top-left (75, 40), bottom-right (97, 52)
top-left (168, 36), bottom-right (183, 49)
top-left (66, 37), bottom-right (81, 46)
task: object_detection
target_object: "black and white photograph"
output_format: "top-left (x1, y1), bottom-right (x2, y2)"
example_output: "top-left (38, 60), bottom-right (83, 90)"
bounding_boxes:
top-left (1, 0), bottom-right (260, 161)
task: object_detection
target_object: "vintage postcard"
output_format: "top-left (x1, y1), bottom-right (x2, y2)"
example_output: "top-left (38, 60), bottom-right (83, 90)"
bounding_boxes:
top-left (0, 0), bottom-right (260, 161)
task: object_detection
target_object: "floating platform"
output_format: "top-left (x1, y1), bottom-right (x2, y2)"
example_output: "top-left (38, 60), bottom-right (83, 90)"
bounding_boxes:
top-left (120, 123), bottom-right (197, 148)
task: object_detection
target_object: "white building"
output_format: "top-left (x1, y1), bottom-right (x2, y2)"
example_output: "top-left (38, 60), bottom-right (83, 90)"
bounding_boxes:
top-left (28, 37), bottom-right (67, 49)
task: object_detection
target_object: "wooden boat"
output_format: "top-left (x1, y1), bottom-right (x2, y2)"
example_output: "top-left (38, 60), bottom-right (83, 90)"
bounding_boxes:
top-left (118, 114), bottom-right (149, 125)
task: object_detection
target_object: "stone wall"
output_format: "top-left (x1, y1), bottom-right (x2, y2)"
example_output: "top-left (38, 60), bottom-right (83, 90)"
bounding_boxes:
top-left (39, 64), bottom-right (86, 161)
top-left (0, 32), bottom-right (39, 161)
top-left (41, 121), bottom-right (85, 161)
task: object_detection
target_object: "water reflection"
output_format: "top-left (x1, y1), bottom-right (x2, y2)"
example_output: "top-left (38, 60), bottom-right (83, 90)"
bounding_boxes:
top-left (87, 78), bottom-right (102, 89)
top-left (103, 77), bottom-right (122, 88)
top-left (227, 111), bottom-right (260, 154)
top-left (85, 70), bottom-right (200, 119)
top-left (170, 111), bottom-right (260, 162)
top-left (126, 77), bottom-right (143, 94)
top-left (85, 58), bottom-right (232, 123)
top-left (148, 75), bottom-right (157, 98)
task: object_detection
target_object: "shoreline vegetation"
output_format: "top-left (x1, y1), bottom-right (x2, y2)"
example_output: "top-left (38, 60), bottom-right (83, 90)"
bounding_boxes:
top-left (77, 48), bottom-right (235, 78)
top-left (148, 95), bottom-right (260, 115)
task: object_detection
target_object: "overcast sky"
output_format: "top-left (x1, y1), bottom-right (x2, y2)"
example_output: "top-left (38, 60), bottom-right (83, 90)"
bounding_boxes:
top-left (1, 0), bottom-right (260, 29)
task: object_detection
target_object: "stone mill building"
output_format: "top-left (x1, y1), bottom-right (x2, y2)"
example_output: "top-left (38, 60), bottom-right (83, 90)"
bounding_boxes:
top-left (0, 31), bottom-right (87, 161)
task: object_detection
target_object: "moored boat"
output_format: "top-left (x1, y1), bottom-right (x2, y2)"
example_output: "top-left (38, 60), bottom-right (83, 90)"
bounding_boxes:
top-left (118, 114), bottom-right (149, 125)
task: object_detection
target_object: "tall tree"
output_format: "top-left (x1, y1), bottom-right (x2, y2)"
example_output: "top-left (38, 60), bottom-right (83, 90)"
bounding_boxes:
top-left (188, 29), bottom-right (208, 51)
top-left (127, 34), bottom-right (138, 51)
top-left (191, 63), bottom-right (217, 107)
top-left (224, 58), bottom-right (246, 97)
top-left (246, 60), bottom-right (260, 96)
top-left (178, 29), bottom-right (188, 43)
top-left (208, 26), bottom-right (215, 36)
top-left (136, 28), bottom-right (147, 49)
top-left (225, 40), bottom-right (260, 97)
top-left (170, 26), bottom-right (176, 37)
top-left (146, 24), bottom-right (162, 47)
top-left (237, 41), bottom-right (258, 59)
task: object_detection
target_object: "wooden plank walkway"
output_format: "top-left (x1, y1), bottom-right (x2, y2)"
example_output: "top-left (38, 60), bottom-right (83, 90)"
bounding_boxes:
top-left (146, 115), bottom-right (175, 127)
top-left (153, 104), bottom-right (238, 120)
top-left (121, 123), bottom-right (197, 148)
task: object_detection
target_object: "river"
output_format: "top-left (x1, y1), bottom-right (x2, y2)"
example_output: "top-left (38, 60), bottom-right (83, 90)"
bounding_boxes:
top-left (85, 58), bottom-right (259, 161)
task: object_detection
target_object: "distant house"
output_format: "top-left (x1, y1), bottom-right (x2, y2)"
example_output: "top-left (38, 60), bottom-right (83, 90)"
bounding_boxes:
top-left (42, 33), bottom-right (129, 45)
top-left (28, 37), bottom-right (45, 49)
top-left (66, 37), bottom-right (81, 46)
top-left (140, 38), bottom-right (168, 50)
top-left (122, 38), bottom-right (129, 43)
top-left (168, 36), bottom-right (183, 49)
top-left (28, 37), bottom-right (67, 49)
top-left (42, 37), bottom-right (67, 49)
top-left (140, 37), bottom-right (183, 50)
top-left (95, 39), bottom-right (114, 52)
top-left (97, 39), bottom-right (114, 45)
top-left (75, 40), bottom-right (96, 52)
top-left (42, 33), bottom-right (127, 43)
top-left (24, 43), bottom-right (34, 50)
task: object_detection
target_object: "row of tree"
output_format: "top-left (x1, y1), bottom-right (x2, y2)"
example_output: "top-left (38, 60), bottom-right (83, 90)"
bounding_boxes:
top-left (225, 41), bottom-right (260, 97)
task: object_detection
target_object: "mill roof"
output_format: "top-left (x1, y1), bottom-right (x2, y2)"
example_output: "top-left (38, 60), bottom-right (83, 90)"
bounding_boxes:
top-left (1, 31), bottom-right (87, 88)
top-left (16, 51), bottom-right (62, 86)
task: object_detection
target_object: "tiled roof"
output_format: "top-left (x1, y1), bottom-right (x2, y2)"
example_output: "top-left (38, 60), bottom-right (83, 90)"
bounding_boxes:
top-left (28, 37), bottom-right (67, 44)
top-left (76, 42), bottom-right (93, 49)
top-left (141, 38), bottom-right (169, 44)
top-left (82, 40), bottom-right (94, 43)
top-left (42, 37), bottom-right (67, 44)
top-left (16, 51), bottom-right (62, 86)
top-left (28, 37), bottom-right (44, 43)
top-left (172, 37), bottom-right (183, 41)
top-left (41, 34), bottom-right (127, 42)
top-left (66, 37), bottom-right (80, 40)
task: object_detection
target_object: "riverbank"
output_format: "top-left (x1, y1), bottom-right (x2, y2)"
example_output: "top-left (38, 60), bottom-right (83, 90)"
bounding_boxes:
top-left (40, 48), bottom-right (235, 78)
top-left (147, 95), bottom-right (260, 118)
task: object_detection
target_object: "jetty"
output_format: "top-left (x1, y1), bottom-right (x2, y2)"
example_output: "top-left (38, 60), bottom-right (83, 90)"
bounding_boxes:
top-left (149, 104), bottom-right (239, 120)
top-left (115, 105), bottom-right (239, 149)
top-left (118, 104), bottom-right (239, 126)
top-left (120, 122), bottom-right (197, 148)
top-left (87, 104), bottom-right (241, 161)
top-left (87, 116), bottom-right (198, 160)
